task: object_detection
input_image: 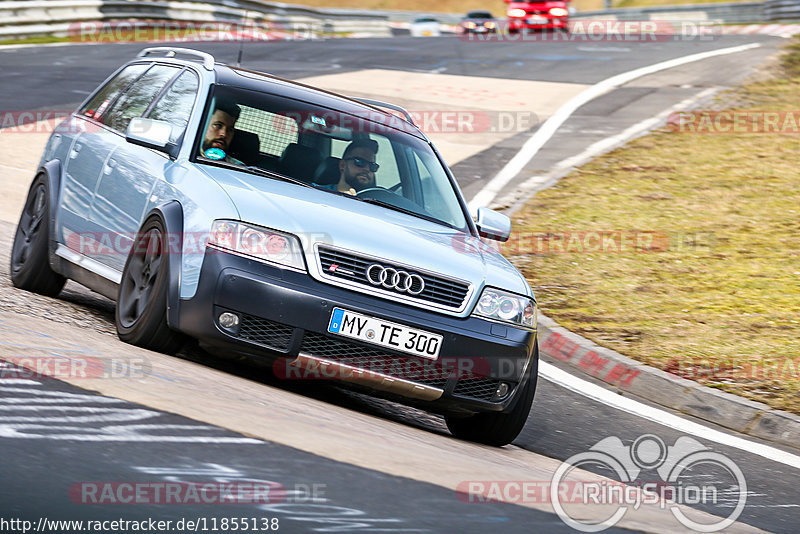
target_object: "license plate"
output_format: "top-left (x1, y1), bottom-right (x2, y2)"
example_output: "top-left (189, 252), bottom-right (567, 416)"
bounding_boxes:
top-left (528, 17), bottom-right (547, 24)
top-left (327, 308), bottom-right (442, 360)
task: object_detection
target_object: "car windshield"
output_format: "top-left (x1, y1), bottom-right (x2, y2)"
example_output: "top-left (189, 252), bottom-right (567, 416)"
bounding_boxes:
top-left (467, 11), bottom-right (493, 19)
top-left (194, 84), bottom-right (469, 231)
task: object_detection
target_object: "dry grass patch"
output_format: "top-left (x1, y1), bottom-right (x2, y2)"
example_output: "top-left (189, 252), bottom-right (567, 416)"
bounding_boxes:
top-left (513, 42), bottom-right (800, 413)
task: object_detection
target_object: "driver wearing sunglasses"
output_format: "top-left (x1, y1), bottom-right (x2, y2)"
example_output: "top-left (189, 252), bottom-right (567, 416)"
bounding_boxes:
top-left (335, 139), bottom-right (380, 195)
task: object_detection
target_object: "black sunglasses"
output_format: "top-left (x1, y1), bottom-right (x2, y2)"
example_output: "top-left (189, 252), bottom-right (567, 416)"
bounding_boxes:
top-left (344, 157), bottom-right (379, 172)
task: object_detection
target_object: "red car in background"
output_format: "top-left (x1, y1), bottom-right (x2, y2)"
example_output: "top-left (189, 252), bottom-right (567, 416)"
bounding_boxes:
top-left (505, 0), bottom-right (570, 33)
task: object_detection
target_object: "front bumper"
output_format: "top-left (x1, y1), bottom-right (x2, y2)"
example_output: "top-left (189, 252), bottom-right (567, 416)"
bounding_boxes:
top-left (509, 17), bottom-right (568, 31)
top-left (177, 248), bottom-right (538, 415)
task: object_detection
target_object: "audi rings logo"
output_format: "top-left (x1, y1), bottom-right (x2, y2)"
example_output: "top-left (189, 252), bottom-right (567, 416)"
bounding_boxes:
top-left (366, 264), bottom-right (425, 295)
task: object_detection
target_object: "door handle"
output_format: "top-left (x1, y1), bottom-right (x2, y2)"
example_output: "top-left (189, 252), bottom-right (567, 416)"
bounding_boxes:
top-left (69, 143), bottom-right (82, 159)
top-left (103, 159), bottom-right (117, 175)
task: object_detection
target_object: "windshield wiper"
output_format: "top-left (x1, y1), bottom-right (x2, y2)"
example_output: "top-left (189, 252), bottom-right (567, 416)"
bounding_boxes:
top-left (355, 197), bottom-right (455, 229)
top-left (244, 166), bottom-right (313, 188)
top-left (199, 158), bottom-right (314, 188)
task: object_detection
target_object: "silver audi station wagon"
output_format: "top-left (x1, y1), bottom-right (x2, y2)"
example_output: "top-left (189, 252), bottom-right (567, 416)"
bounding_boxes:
top-left (10, 48), bottom-right (538, 445)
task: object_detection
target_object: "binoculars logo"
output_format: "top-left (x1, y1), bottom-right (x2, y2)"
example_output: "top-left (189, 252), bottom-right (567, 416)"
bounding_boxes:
top-left (551, 434), bottom-right (747, 532)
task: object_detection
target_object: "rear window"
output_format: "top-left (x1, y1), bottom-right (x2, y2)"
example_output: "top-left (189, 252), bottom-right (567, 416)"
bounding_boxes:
top-left (79, 64), bottom-right (148, 121)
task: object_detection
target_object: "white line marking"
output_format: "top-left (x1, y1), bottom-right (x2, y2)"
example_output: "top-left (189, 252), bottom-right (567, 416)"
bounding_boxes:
top-left (500, 87), bottom-right (719, 204)
top-left (0, 396), bottom-right (125, 404)
top-left (468, 43), bottom-right (762, 212)
top-left (0, 379), bottom-right (40, 385)
top-left (0, 407), bottom-right (159, 423)
top-left (540, 361), bottom-right (800, 470)
top-left (0, 405), bottom-right (147, 412)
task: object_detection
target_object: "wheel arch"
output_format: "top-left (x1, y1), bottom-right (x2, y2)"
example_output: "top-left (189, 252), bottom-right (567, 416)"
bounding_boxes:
top-left (143, 201), bottom-right (184, 330)
top-left (37, 159), bottom-right (62, 267)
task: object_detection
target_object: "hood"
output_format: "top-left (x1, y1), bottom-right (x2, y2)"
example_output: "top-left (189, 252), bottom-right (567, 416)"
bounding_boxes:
top-left (198, 165), bottom-right (532, 300)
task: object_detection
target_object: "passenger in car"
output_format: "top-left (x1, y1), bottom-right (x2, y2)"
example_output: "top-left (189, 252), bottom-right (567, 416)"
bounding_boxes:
top-left (201, 98), bottom-right (244, 165)
top-left (317, 139), bottom-right (379, 195)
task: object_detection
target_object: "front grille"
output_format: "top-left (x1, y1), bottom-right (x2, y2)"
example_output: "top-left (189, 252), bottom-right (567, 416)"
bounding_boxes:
top-left (453, 377), bottom-right (501, 401)
top-left (317, 246), bottom-right (470, 311)
top-left (300, 331), bottom-right (449, 389)
top-left (237, 314), bottom-right (295, 351)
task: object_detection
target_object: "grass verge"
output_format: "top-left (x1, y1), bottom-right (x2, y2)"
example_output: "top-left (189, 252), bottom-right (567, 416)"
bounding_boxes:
top-left (511, 40), bottom-right (800, 414)
top-left (0, 35), bottom-right (72, 46)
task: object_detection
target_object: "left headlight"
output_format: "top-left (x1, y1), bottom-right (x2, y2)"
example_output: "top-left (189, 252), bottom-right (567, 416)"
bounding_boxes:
top-left (472, 288), bottom-right (536, 330)
top-left (209, 220), bottom-right (306, 271)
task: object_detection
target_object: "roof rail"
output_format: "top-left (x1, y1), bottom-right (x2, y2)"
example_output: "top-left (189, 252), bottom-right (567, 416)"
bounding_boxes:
top-left (137, 47), bottom-right (215, 71)
top-left (355, 98), bottom-right (417, 128)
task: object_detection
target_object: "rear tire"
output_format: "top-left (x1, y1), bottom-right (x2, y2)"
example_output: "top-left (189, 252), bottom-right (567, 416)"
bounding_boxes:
top-left (446, 347), bottom-right (538, 446)
top-left (115, 215), bottom-right (185, 354)
top-left (10, 175), bottom-right (66, 296)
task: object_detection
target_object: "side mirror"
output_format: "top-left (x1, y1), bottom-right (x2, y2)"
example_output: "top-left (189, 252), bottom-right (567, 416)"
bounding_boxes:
top-left (126, 118), bottom-right (177, 157)
top-left (475, 207), bottom-right (511, 242)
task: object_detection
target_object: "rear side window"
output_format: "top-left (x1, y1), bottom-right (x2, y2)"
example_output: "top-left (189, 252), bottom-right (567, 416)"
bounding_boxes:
top-left (79, 64), bottom-right (148, 121)
top-left (148, 70), bottom-right (200, 142)
top-left (236, 106), bottom-right (298, 156)
top-left (102, 65), bottom-right (181, 133)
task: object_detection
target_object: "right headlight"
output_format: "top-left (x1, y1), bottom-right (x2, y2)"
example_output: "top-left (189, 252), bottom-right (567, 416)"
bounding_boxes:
top-left (209, 220), bottom-right (306, 271)
top-left (473, 288), bottom-right (536, 330)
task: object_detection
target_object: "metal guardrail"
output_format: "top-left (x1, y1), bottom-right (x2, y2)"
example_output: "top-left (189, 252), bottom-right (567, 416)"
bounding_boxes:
top-left (765, 0), bottom-right (800, 20)
top-left (572, 2), bottom-right (765, 24)
top-left (573, 0), bottom-right (800, 24)
top-left (0, 0), bottom-right (392, 40)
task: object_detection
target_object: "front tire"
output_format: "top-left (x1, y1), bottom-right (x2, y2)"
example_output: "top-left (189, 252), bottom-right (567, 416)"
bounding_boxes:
top-left (446, 347), bottom-right (538, 446)
top-left (115, 215), bottom-right (184, 354)
top-left (10, 174), bottom-right (66, 296)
